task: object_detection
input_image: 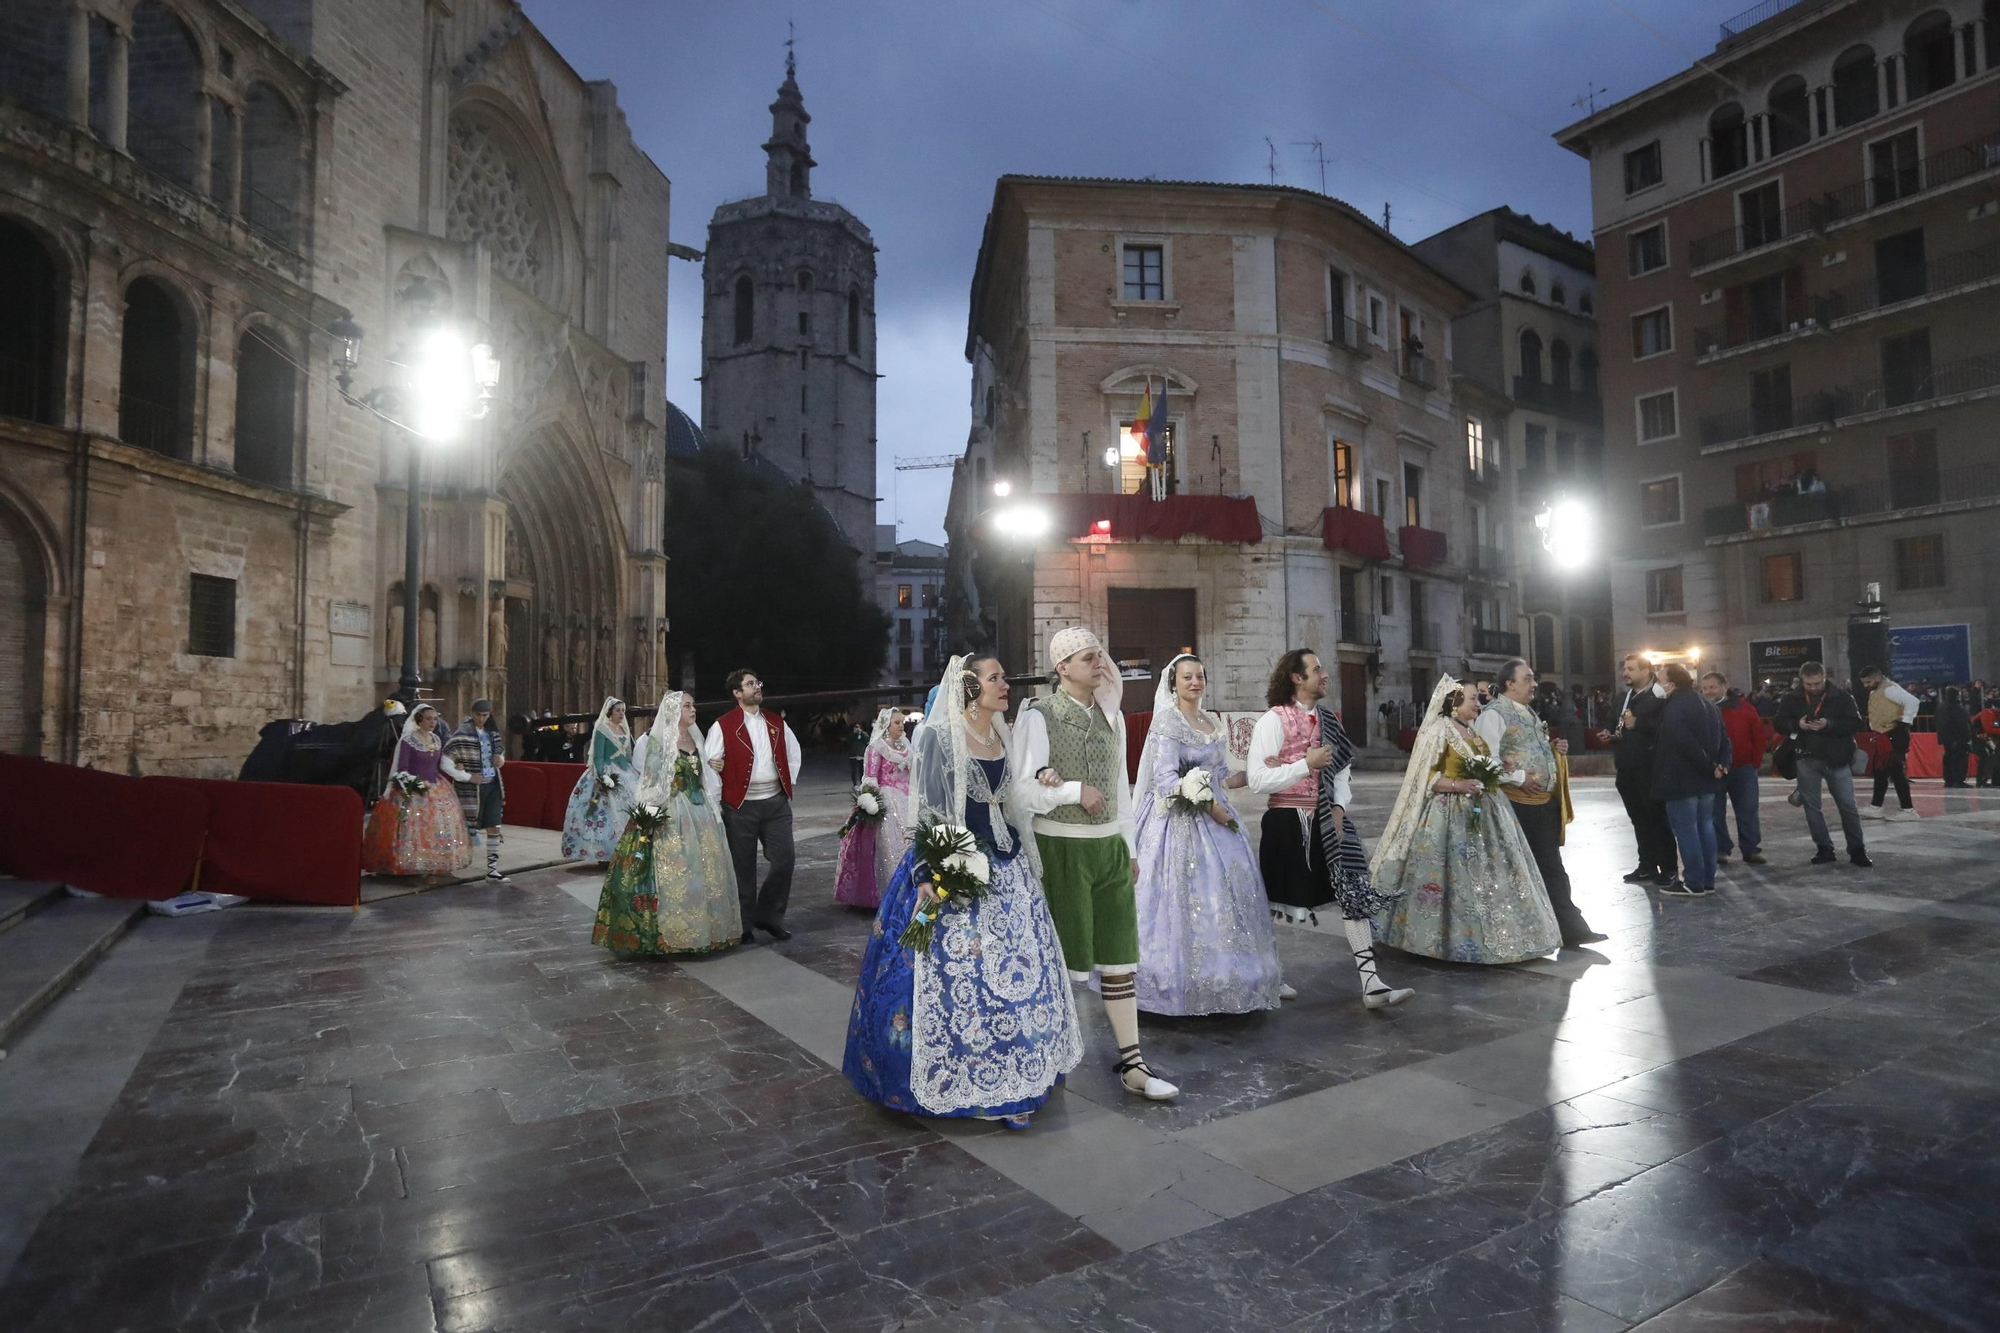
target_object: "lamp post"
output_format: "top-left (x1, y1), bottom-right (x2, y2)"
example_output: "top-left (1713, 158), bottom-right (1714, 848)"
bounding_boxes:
top-left (988, 501), bottom-right (1050, 668)
top-left (1534, 495), bottom-right (1594, 704)
top-left (329, 282), bottom-right (499, 701)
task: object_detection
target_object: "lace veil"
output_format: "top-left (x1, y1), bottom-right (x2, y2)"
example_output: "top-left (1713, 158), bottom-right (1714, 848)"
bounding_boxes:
top-left (1135, 653), bottom-right (1214, 797)
top-left (399, 705), bottom-right (441, 752)
top-left (589, 695), bottom-right (630, 769)
top-left (1369, 674), bottom-right (1482, 874)
top-left (634, 689), bottom-right (681, 805)
top-left (910, 654), bottom-right (1035, 873)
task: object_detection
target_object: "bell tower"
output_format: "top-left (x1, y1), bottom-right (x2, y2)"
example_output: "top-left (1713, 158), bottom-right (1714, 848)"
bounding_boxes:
top-left (764, 48), bottom-right (815, 201)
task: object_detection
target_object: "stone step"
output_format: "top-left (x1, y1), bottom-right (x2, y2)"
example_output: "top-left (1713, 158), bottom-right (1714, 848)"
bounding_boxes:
top-left (0, 880), bottom-right (66, 937)
top-left (0, 896), bottom-right (146, 1050)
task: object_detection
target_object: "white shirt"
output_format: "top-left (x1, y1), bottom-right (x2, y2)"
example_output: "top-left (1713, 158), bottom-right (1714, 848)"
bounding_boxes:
top-left (703, 707), bottom-right (803, 801)
top-left (631, 732), bottom-right (650, 779)
top-left (1472, 705), bottom-right (1529, 787)
top-left (1246, 704), bottom-right (1351, 809)
top-left (1877, 681), bottom-right (1920, 725)
top-left (1009, 694), bottom-right (1135, 841)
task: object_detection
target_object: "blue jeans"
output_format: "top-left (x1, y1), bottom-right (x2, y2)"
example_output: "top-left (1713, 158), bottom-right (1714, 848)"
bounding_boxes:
top-left (1712, 766), bottom-right (1761, 856)
top-left (1664, 793), bottom-right (1718, 890)
top-left (1796, 757), bottom-right (1867, 855)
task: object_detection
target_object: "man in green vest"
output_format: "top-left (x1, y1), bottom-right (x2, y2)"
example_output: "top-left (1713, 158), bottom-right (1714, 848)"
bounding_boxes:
top-left (1013, 626), bottom-right (1177, 1101)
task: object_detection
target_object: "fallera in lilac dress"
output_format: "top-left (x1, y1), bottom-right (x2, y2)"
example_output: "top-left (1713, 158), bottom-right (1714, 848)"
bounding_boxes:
top-left (1130, 708), bottom-right (1285, 1015)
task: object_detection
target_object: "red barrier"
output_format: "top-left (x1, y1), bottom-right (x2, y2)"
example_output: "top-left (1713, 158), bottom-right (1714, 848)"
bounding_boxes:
top-left (1125, 712), bottom-right (1151, 783)
top-left (0, 755), bottom-right (206, 900)
top-left (150, 778), bottom-right (362, 906)
top-left (503, 762), bottom-right (584, 830)
top-left (1906, 732), bottom-right (1941, 780)
top-left (499, 763), bottom-right (547, 830)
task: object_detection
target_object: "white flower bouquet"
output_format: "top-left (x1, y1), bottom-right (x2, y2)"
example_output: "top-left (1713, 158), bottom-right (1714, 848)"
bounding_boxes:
top-left (388, 771), bottom-right (428, 799)
top-left (900, 818), bottom-right (993, 951)
top-left (628, 801), bottom-right (669, 836)
top-left (837, 782), bottom-right (887, 838)
top-left (598, 769), bottom-right (621, 792)
top-left (1164, 760), bottom-right (1237, 831)
top-left (1461, 753), bottom-right (1508, 833)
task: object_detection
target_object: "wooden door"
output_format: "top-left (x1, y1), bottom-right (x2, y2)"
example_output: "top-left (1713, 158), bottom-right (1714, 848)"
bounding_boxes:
top-left (1340, 662), bottom-right (1369, 745)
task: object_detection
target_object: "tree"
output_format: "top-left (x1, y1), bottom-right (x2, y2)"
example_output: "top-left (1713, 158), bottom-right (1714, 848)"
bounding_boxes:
top-left (665, 449), bottom-right (888, 699)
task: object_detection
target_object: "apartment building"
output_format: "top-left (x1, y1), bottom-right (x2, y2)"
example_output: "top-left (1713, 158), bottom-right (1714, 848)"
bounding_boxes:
top-left (945, 176), bottom-right (1478, 736)
top-left (874, 525), bottom-right (946, 689)
top-left (1557, 0), bottom-right (1999, 686)
top-left (1414, 208), bottom-right (1614, 696)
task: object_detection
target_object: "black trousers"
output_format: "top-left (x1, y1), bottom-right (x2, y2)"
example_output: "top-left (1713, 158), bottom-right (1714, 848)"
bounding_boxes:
top-left (1942, 744), bottom-right (1969, 787)
top-left (1510, 796), bottom-right (1591, 939)
top-left (1614, 766), bottom-right (1677, 876)
top-left (1977, 739), bottom-right (1997, 786)
top-left (722, 794), bottom-right (796, 929)
top-left (1871, 725), bottom-right (1912, 808)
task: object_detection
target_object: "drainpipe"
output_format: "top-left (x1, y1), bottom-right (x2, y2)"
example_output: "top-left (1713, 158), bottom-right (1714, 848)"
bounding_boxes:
top-left (1271, 224), bottom-right (1291, 647)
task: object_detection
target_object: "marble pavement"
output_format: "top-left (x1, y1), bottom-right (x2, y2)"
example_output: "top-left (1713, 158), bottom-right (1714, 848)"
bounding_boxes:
top-left (0, 773), bottom-right (1995, 1331)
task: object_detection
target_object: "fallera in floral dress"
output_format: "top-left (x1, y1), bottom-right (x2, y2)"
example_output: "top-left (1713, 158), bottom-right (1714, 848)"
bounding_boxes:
top-left (593, 709), bottom-right (741, 956)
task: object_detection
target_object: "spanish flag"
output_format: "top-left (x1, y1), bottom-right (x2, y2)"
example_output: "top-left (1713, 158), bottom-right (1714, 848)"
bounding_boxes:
top-left (1133, 377), bottom-right (1168, 463)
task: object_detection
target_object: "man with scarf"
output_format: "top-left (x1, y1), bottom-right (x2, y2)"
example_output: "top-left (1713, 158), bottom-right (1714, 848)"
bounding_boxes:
top-left (447, 699), bottom-right (508, 882)
top-left (1476, 659), bottom-right (1607, 946)
top-left (1246, 649), bottom-right (1414, 1009)
top-left (1012, 626), bottom-right (1178, 1100)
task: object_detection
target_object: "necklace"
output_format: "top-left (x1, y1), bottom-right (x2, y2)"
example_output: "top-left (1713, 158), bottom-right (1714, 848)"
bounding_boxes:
top-left (965, 713), bottom-right (1000, 750)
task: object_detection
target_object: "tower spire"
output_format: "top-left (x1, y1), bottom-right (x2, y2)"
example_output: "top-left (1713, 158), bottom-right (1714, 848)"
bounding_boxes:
top-left (764, 35), bottom-right (815, 200)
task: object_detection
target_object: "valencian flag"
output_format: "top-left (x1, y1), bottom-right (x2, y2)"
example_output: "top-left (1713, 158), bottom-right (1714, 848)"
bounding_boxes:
top-left (1133, 377), bottom-right (1169, 462)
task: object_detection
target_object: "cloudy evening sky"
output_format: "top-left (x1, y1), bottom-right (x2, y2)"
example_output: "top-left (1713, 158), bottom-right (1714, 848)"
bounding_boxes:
top-left (523, 0), bottom-right (1749, 544)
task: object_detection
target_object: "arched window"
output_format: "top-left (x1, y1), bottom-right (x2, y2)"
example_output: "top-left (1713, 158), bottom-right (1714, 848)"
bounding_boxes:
top-left (0, 217), bottom-right (65, 426)
top-left (1578, 289), bottom-right (1594, 315)
top-left (126, 3), bottom-right (202, 189)
top-left (975, 457), bottom-right (988, 486)
top-left (789, 162), bottom-right (806, 198)
top-left (1519, 268), bottom-right (1537, 297)
top-left (1518, 329), bottom-right (1543, 383)
top-left (799, 430), bottom-right (809, 458)
top-left (233, 328), bottom-right (295, 486)
top-left (1579, 347), bottom-right (1599, 396)
top-left (1767, 75), bottom-right (1810, 156)
top-left (1832, 45), bottom-right (1880, 128)
top-left (846, 288), bottom-right (861, 355)
top-left (796, 270), bottom-right (812, 337)
top-left (1550, 338), bottom-right (1573, 391)
top-left (119, 277), bottom-right (189, 457)
top-left (1708, 103), bottom-right (1748, 179)
top-left (1904, 11), bottom-right (1957, 99)
top-left (732, 274), bottom-right (753, 345)
top-left (1550, 280), bottom-right (1567, 308)
top-left (0, 0), bottom-right (73, 120)
top-left (983, 386), bottom-right (996, 427)
top-left (242, 85), bottom-right (301, 247)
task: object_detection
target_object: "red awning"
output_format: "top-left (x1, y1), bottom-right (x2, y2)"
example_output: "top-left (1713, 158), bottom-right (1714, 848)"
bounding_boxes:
top-left (1399, 525), bottom-right (1448, 568)
top-left (1321, 506), bottom-right (1391, 562)
top-left (984, 493), bottom-right (1263, 544)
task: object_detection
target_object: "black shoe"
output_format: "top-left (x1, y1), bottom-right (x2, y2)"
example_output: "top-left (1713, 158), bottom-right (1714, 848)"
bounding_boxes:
top-left (758, 923), bottom-right (794, 941)
top-left (1652, 872), bottom-right (1680, 888)
top-left (1742, 853), bottom-right (1766, 865)
top-left (1564, 928), bottom-right (1610, 946)
top-left (1811, 849), bottom-right (1837, 865)
top-left (1621, 867), bottom-right (1653, 883)
top-left (1849, 851), bottom-right (1874, 868)
top-left (1657, 879), bottom-right (1696, 895)
top-left (740, 931), bottom-right (757, 946)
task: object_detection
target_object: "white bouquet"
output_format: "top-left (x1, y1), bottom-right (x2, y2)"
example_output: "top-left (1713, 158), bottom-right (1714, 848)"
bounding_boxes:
top-left (599, 769), bottom-right (621, 792)
top-left (1165, 760), bottom-right (1236, 830)
top-left (901, 819), bottom-right (995, 950)
top-left (838, 781), bottom-right (887, 837)
top-left (388, 771), bottom-right (428, 798)
top-left (629, 801), bottom-right (668, 835)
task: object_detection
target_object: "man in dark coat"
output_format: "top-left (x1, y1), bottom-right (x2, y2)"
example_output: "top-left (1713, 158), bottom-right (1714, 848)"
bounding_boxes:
top-left (1938, 687), bottom-right (1973, 789)
top-left (1772, 661), bottom-right (1871, 867)
top-left (1653, 663), bottom-right (1726, 896)
top-left (1602, 653), bottom-right (1676, 886)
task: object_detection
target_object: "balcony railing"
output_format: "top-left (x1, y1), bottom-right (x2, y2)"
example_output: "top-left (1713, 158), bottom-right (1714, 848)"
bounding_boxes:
top-left (0, 350), bottom-right (55, 425)
top-left (1339, 609), bottom-right (1379, 645)
top-left (1719, 0), bottom-right (1803, 39)
top-left (1819, 242), bottom-right (2000, 322)
top-left (1400, 349), bottom-right (1437, 390)
top-left (118, 395), bottom-right (182, 455)
top-left (1698, 390), bottom-right (1843, 447)
top-left (1469, 544), bottom-right (1508, 579)
top-left (1410, 620), bottom-right (1442, 652)
top-left (1706, 464), bottom-right (2000, 538)
top-left (1512, 375), bottom-right (1602, 421)
top-left (1688, 131), bottom-right (2000, 268)
top-left (1848, 353), bottom-right (2000, 414)
top-left (1695, 314), bottom-right (1812, 357)
top-left (1466, 451), bottom-right (1501, 484)
top-left (1325, 311), bottom-right (1367, 351)
top-left (1472, 627), bottom-right (1522, 656)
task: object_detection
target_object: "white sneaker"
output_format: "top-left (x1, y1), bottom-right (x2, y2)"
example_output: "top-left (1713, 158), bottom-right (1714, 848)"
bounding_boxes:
top-left (1277, 983), bottom-right (1298, 1000)
top-left (1891, 807), bottom-right (1922, 821)
top-left (1860, 805), bottom-right (1886, 819)
top-left (1363, 986), bottom-right (1415, 1010)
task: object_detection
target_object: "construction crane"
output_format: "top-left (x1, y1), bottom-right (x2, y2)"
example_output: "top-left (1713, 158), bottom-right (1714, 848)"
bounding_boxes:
top-left (893, 454), bottom-right (960, 471)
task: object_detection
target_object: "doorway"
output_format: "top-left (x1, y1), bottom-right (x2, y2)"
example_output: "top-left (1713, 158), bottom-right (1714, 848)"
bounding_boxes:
top-left (1339, 661), bottom-right (1369, 745)
top-left (1107, 587), bottom-right (1197, 712)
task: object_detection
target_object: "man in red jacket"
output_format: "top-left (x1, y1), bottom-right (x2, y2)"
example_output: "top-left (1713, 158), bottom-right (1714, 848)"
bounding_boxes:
top-left (1703, 670), bottom-right (1768, 865)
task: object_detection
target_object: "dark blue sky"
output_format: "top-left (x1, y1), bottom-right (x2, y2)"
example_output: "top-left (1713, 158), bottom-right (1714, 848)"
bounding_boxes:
top-left (523, 0), bottom-right (1741, 543)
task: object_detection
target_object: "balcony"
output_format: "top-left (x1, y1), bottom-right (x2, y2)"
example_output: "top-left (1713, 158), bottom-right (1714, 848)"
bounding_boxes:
top-left (1466, 450), bottom-right (1501, 485)
top-left (1468, 544), bottom-right (1509, 580)
top-left (1325, 311), bottom-right (1369, 352)
top-left (1698, 391), bottom-right (1843, 449)
top-left (1511, 375), bottom-right (1603, 423)
top-left (1398, 524), bottom-right (1448, 568)
top-left (1687, 131), bottom-right (2000, 270)
top-left (1472, 627), bottom-right (1522, 657)
top-left (1321, 505), bottom-right (1392, 562)
top-left (1338, 609), bottom-right (1379, 646)
top-left (1705, 463), bottom-right (2000, 541)
top-left (1719, 0), bottom-right (1804, 40)
top-left (1400, 349), bottom-right (1438, 391)
top-left (1819, 242), bottom-right (2000, 323)
top-left (1847, 352), bottom-right (2000, 416)
top-left (1410, 620), bottom-right (1442, 653)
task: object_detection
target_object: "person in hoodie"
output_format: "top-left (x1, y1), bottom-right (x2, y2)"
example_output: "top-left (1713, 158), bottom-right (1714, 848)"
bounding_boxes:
top-left (1700, 671), bottom-right (1768, 866)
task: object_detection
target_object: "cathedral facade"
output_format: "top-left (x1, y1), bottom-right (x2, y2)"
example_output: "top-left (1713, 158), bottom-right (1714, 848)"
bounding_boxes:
top-left (700, 59), bottom-right (878, 565)
top-left (0, 0), bottom-right (673, 775)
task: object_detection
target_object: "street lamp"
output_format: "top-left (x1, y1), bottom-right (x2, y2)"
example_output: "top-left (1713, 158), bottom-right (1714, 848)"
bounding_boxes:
top-left (992, 478), bottom-right (1012, 498)
top-left (987, 501), bottom-right (1051, 665)
top-left (1534, 496), bottom-right (1595, 699)
top-left (329, 283), bottom-right (500, 701)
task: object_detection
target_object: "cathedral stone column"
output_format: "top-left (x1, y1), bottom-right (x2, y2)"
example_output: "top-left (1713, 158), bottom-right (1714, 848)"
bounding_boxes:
top-left (192, 93), bottom-right (213, 197)
top-left (66, 3), bottom-right (90, 127)
top-left (106, 23), bottom-right (130, 152)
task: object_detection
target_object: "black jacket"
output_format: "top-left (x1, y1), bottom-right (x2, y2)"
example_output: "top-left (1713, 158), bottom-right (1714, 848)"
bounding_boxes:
top-left (1651, 688), bottom-right (1724, 801)
top-left (1938, 698), bottom-right (1973, 748)
top-left (1772, 685), bottom-right (1862, 767)
top-left (1611, 680), bottom-right (1668, 773)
